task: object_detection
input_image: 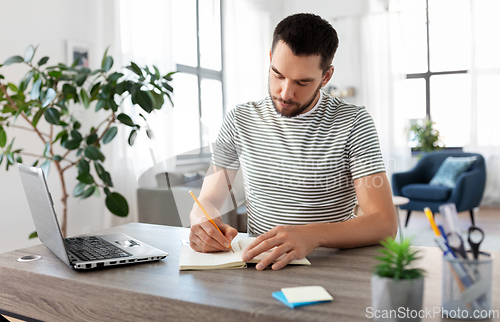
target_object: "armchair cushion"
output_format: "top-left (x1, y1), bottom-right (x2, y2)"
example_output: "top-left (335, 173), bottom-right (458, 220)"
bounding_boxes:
top-left (429, 156), bottom-right (477, 188)
top-left (401, 183), bottom-right (452, 201)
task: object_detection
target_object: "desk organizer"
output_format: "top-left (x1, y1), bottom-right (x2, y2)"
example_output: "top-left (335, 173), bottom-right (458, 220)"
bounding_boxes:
top-left (442, 252), bottom-right (493, 320)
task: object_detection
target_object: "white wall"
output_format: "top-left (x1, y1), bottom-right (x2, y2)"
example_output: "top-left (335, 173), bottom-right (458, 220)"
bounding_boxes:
top-left (0, 0), bottom-right (120, 253)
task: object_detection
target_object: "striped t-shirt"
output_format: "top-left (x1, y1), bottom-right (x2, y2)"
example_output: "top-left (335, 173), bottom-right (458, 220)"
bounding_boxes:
top-left (212, 90), bottom-right (385, 235)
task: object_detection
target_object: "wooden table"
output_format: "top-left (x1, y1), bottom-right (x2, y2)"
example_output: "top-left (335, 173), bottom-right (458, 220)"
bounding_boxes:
top-left (0, 223), bottom-right (499, 321)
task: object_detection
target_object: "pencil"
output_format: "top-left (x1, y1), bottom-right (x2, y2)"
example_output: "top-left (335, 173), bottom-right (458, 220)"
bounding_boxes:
top-left (424, 207), bottom-right (441, 236)
top-left (189, 190), bottom-right (234, 253)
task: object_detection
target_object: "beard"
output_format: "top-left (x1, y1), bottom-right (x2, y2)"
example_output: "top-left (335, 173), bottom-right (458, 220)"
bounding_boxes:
top-left (269, 82), bottom-right (322, 118)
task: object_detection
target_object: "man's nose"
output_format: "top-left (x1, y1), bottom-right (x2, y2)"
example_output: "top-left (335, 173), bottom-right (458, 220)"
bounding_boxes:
top-left (281, 80), bottom-right (294, 101)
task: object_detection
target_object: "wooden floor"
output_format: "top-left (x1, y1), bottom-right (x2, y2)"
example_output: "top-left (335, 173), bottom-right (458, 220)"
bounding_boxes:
top-left (398, 206), bottom-right (500, 232)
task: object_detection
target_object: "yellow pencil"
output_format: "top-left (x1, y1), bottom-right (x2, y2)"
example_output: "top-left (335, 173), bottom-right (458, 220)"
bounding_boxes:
top-left (424, 207), bottom-right (441, 236)
top-left (189, 190), bottom-right (233, 253)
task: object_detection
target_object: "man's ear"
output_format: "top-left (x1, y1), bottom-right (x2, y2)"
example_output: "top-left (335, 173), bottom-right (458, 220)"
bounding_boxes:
top-left (321, 66), bottom-right (334, 87)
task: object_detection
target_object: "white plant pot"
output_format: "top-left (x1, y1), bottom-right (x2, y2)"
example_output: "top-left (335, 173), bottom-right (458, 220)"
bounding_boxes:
top-left (371, 275), bottom-right (424, 321)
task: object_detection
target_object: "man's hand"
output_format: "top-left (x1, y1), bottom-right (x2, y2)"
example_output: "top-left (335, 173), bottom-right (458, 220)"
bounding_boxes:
top-left (241, 224), bottom-right (319, 270)
top-left (189, 216), bottom-right (238, 253)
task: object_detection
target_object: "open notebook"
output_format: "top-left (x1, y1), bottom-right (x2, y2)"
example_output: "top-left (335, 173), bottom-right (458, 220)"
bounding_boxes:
top-left (179, 237), bottom-right (311, 270)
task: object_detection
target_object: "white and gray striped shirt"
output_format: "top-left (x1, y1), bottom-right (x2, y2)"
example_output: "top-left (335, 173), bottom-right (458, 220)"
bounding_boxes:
top-left (212, 90), bottom-right (385, 234)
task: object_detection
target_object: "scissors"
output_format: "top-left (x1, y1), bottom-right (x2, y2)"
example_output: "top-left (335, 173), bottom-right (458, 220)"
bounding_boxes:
top-left (447, 226), bottom-right (485, 260)
top-left (467, 226), bottom-right (485, 260)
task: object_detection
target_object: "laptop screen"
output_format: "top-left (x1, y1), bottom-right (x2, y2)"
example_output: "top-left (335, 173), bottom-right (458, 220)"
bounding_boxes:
top-left (18, 164), bottom-right (71, 267)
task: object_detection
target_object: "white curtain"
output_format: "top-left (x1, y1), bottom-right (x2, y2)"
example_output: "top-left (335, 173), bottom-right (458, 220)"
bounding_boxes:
top-left (464, 0), bottom-right (500, 207)
top-left (360, 5), bottom-right (410, 182)
top-left (103, 0), bottom-right (176, 228)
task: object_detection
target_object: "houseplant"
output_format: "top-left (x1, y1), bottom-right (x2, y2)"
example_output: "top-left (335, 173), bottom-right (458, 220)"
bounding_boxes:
top-left (0, 45), bottom-right (175, 237)
top-left (371, 237), bottom-right (425, 321)
top-left (408, 119), bottom-right (444, 153)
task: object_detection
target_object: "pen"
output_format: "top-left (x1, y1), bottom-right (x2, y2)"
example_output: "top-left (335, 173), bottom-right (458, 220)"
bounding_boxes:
top-left (189, 190), bottom-right (234, 253)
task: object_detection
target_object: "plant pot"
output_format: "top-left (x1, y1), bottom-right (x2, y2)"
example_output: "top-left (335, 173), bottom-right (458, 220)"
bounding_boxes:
top-left (371, 275), bottom-right (424, 321)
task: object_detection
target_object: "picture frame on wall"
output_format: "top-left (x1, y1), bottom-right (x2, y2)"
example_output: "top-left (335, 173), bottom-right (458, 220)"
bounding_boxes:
top-left (66, 40), bottom-right (90, 67)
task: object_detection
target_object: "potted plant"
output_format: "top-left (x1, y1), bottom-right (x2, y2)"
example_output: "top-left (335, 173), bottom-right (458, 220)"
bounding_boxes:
top-left (371, 237), bottom-right (425, 321)
top-left (408, 119), bottom-right (444, 153)
top-left (0, 45), bottom-right (175, 238)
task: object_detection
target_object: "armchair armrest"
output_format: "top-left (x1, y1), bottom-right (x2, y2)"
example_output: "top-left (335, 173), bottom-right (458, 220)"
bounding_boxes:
top-left (448, 169), bottom-right (486, 212)
top-left (391, 168), bottom-right (424, 196)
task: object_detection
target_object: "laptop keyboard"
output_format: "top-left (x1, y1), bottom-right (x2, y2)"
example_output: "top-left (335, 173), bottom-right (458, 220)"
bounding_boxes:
top-left (64, 236), bottom-right (132, 261)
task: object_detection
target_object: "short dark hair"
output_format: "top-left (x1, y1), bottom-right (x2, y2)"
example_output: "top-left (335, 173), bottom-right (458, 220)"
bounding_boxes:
top-left (271, 13), bottom-right (339, 73)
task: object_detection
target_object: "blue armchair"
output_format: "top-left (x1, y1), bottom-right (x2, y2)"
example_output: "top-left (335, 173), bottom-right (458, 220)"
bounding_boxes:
top-left (392, 151), bottom-right (486, 227)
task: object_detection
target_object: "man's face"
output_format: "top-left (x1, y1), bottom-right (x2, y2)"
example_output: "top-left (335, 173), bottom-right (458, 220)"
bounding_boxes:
top-left (269, 41), bottom-right (333, 118)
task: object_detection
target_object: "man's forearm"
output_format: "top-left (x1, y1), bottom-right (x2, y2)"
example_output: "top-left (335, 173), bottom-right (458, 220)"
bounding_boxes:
top-left (310, 211), bottom-right (397, 249)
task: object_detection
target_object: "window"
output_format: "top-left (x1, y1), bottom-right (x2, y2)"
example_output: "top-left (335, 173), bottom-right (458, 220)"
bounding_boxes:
top-left (172, 0), bottom-right (224, 159)
top-left (400, 0), bottom-right (470, 148)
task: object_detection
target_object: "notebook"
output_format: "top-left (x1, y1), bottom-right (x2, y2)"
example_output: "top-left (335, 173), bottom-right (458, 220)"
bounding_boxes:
top-left (18, 164), bottom-right (168, 270)
top-left (179, 237), bottom-right (311, 270)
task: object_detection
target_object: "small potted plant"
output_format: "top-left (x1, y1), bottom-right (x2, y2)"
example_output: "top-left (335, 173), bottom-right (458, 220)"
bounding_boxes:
top-left (371, 237), bottom-right (425, 321)
top-left (408, 119), bottom-right (444, 154)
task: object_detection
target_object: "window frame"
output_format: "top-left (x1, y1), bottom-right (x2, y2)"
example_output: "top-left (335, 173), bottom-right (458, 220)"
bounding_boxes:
top-left (176, 0), bottom-right (225, 162)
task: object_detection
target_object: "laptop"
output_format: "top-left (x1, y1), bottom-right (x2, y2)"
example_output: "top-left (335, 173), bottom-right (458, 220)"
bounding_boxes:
top-left (18, 164), bottom-right (168, 270)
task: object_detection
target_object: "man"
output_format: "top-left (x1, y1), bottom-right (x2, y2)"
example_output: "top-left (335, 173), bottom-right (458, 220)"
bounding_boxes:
top-left (189, 13), bottom-right (397, 270)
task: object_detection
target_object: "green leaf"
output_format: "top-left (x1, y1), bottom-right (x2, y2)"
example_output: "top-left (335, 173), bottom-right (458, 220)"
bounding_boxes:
top-left (52, 155), bottom-right (62, 161)
top-left (52, 129), bottom-right (67, 144)
top-left (43, 142), bottom-right (50, 157)
top-left (73, 121), bottom-right (81, 130)
top-left (126, 62), bottom-right (143, 77)
top-left (150, 91), bottom-right (164, 110)
top-left (105, 192), bottom-right (129, 217)
top-left (61, 139), bottom-right (80, 150)
top-left (38, 56), bottom-right (49, 66)
top-left (8, 83), bottom-right (18, 92)
top-left (71, 129), bottom-right (82, 141)
top-left (0, 126), bottom-right (6, 148)
top-left (84, 146), bottom-right (105, 161)
top-left (77, 159), bottom-right (90, 174)
top-left (77, 172), bottom-right (94, 185)
top-left (108, 72), bottom-right (123, 83)
top-left (62, 84), bottom-right (77, 95)
top-left (102, 126), bottom-right (117, 144)
top-left (29, 231), bottom-right (38, 239)
top-left (117, 113), bottom-right (135, 127)
top-left (3, 55), bottom-right (24, 66)
top-left (132, 90), bottom-right (153, 113)
top-left (44, 107), bottom-right (60, 125)
top-left (73, 182), bottom-right (86, 197)
top-left (102, 56), bottom-right (113, 72)
top-left (95, 100), bottom-right (106, 112)
top-left (48, 70), bottom-right (62, 79)
top-left (163, 71), bottom-right (177, 81)
top-left (104, 187), bottom-right (111, 196)
top-left (0, 154), bottom-right (3, 165)
top-left (101, 47), bottom-right (110, 67)
top-left (128, 129), bottom-right (137, 146)
top-left (94, 161), bottom-right (105, 178)
top-left (90, 82), bottom-right (101, 98)
top-left (31, 79), bottom-right (42, 100)
top-left (40, 160), bottom-right (50, 177)
top-left (24, 45), bottom-right (35, 63)
top-left (86, 133), bottom-right (98, 145)
top-left (80, 89), bottom-right (90, 109)
top-left (81, 186), bottom-right (96, 199)
top-left (16, 155), bottom-right (22, 164)
top-left (146, 129), bottom-right (154, 139)
top-left (75, 74), bottom-right (87, 87)
top-left (42, 88), bottom-right (56, 107)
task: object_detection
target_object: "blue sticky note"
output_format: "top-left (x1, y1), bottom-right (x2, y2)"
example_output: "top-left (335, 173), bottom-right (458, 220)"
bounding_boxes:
top-left (272, 291), bottom-right (330, 309)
